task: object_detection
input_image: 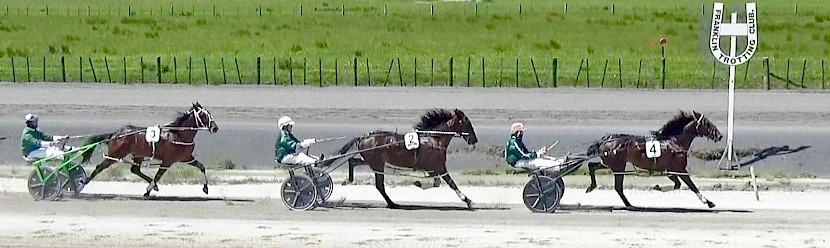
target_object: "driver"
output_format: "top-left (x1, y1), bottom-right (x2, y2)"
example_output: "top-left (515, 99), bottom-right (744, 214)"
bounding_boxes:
top-left (505, 122), bottom-right (565, 172)
top-left (275, 116), bottom-right (320, 166)
top-left (21, 114), bottom-right (72, 160)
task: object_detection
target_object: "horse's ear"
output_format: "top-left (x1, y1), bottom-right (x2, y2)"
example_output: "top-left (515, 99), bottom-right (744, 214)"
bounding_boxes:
top-left (454, 108), bottom-right (463, 116)
top-left (693, 110), bottom-right (700, 116)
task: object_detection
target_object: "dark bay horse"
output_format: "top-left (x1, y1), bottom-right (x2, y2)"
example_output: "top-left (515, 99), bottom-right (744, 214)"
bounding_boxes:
top-left (80, 102), bottom-right (219, 197)
top-left (585, 111), bottom-right (722, 208)
top-left (329, 109), bottom-right (478, 209)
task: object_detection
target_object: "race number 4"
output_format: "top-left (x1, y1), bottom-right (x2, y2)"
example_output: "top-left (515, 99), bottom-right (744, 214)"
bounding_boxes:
top-left (145, 126), bottom-right (161, 143)
top-left (645, 140), bottom-right (661, 158)
top-left (404, 132), bottom-right (420, 150)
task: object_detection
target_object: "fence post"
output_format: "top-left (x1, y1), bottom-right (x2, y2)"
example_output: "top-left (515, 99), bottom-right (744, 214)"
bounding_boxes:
top-left (744, 58), bottom-right (751, 83)
top-left (124, 57), bottom-right (128, 84)
top-left (173, 57), bottom-right (177, 84)
top-left (786, 58), bottom-right (790, 89)
top-left (289, 57), bottom-right (293, 85)
top-left (531, 58), bottom-right (540, 87)
top-left (42, 57), bottom-right (46, 82)
top-left (26, 57), bottom-right (30, 82)
top-left (11, 57), bottom-right (16, 82)
top-left (822, 59), bottom-right (826, 90)
top-left (79, 56), bottom-right (83, 82)
top-left (203, 57), bottom-right (209, 85)
top-left (764, 60), bottom-right (771, 89)
top-left (397, 58), bottom-right (402, 86)
top-left (303, 58), bottom-right (307, 85)
top-left (273, 57), bottom-right (277, 84)
top-left (156, 56), bottom-right (161, 83)
top-left (499, 58), bottom-right (503, 87)
top-left (449, 57), bottom-right (454, 86)
top-left (221, 58), bottom-right (227, 84)
top-left (90, 57), bottom-right (98, 82)
top-left (105, 57), bottom-right (112, 83)
top-left (601, 59), bottom-right (608, 87)
top-left (335, 58), bottom-right (339, 85)
top-left (576, 59), bottom-right (584, 86)
top-left (481, 57), bottom-right (485, 87)
top-left (235, 58), bottom-right (241, 84)
top-left (467, 57), bottom-right (471, 87)
top-left (139, 57), bottom-right (143, 83)
top-left (385, 59), bottom-right (393, 86)
top-left (515, 58), bottom-right (519, 87)
top-left (586, 58), bottom-right (591, 87)
top-left (800, 58), bottom-right (807, 87)
top-left (319, 57), bottom-right (323, 87)
top-left (711, 59), bottom-right (716, 89)
top-left (430, 58), bottom-right (434, 86)
top-left (661, 57), bottom-right (666, 89)
top-left (636, 59), bottom-right (642, 88)
top-left (188, 57), bottom-right (192, 84)
top-left (61, 56), bottom-right (66, 82)
top-left (354, 57), bottom-right (359, 86)
top-left (366, 58), bottom-right (371, 86)
top-left (552, 57), bottom-right (558, 87)
top-left (618, 58), bottom-right (623, 88)
top-left (257, 56), bottom-right (261, 85)
top-left (414, 57), bottom-right (418, 86)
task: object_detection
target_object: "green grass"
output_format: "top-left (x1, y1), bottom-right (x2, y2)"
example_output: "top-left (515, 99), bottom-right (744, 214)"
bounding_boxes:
top-left (0, 0), bottom-right (829, 89)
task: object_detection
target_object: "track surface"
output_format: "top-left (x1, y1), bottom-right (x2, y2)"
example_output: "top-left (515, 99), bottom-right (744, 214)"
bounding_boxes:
top-left (1, 83), bottom-right (829, 247)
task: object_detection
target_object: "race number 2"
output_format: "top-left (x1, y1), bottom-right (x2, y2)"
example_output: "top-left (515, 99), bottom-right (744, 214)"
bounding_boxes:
top-left (404, 132), bottom-right (419, 150)
top-left (645, 140), bottom-right (661, 158)
top-left (145, 126), bottom-right (161, 143)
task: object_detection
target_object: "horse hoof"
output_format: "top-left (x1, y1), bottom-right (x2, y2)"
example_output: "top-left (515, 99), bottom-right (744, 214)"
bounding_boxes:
top-left (143, 192), bottom-right (151, 198)
top-left (465, 200), bottom-right (474, 210)
top-left (387, 203), bottom-right (400, 209)
top-left (153, 185), bottom-right (159, 192)
top-left (202, 185), bottom-right (209, 194)
top-left (652, 185), bottom-right (662, 191)
top-left (585, 187), bottom-right (595, 193)
top-left (706, 201), bottom-right (716, 208)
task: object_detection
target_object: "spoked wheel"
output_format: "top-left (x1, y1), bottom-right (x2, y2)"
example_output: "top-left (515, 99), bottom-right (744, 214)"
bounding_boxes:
top-left (522, 175), bottom-right (563, 213)
top-left (555, 177), bottom-right (565, 199)
top-left (27, 167), bottom-right (62, 201)
top-left (63, 166), bottom-right (88, 195)
top-left (311, 168), bottom-right (333, 204)
top-left (281, 174), bottom-right (318, 211)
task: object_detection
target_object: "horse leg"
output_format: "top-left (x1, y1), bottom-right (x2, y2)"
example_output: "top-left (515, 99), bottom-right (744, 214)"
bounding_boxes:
top-left (678, 174), bottom-right (715, 208)
top-left (652, 175), bottom-right (683, 191)
top-left (145, 164), bottom-right (171, 197)
top-left (613, 174), bottom-right (634, 208)
top-left (441, 174), bottom-right (473, 209)
top-left (85, 159), bottom-right (116, 184)
top-left (188, 159), bottom-right (210, 194)
top-left (129, 157), bottom-right (153, 185)
top-left (586, 162), bottom-right (602, 193)
top-left (374, 173), bottom-right (399, 209)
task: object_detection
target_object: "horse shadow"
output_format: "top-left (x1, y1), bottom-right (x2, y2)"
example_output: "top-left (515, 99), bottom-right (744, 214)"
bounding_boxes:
top-left (67, 193), bottom-right (254, 203)
top-left (739, 145), bottom-right (811, 168)
top-left (317, 200), bottom-right (510, 211)
top-left (559, 204), bottom-right (751, 213)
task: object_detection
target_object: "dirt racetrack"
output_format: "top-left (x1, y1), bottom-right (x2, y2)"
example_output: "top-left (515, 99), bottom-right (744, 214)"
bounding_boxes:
top-left (1, 83), bottom-right (829, 247)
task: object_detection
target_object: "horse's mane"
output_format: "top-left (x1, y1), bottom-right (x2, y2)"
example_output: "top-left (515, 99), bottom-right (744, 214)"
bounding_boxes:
top-left (166, 103), bottom-right (201, 127)
top-left (414, 109), bottom-right (454, 130)
top-left (655, 111), bottom-right (696, 136)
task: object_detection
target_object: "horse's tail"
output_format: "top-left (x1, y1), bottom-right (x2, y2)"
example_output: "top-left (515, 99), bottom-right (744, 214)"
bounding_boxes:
top-left (320, 136), bottom-right (364, 167)
top-left (586, 141), bottom-right (602, 157)
top-left (81, 133), bottom-right (114, 164)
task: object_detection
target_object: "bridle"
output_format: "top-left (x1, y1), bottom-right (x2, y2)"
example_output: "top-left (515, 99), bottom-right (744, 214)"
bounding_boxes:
top-left (694, 114), bottom-right (718, 140)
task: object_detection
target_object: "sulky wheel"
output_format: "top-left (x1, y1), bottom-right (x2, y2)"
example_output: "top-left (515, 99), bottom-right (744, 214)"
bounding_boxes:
top-left (522, 175), bottom-right (563, 213)
top-left (27, 167), bottom-right (62, 201)
top-left (311, 168), bottom-right (333, 204)
top-left (63, 166), bottom-right (88, 196)
top-left (281, 174), bottom-right (318, 211)
top-left (555, 177), bottom-right (565, 200)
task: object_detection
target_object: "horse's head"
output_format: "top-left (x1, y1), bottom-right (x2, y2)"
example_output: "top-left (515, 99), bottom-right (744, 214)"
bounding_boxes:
top-left (190, 102), bottom-right (219, 133)
top-left (691, 111), bottom-right (721, 142)
top-left (449, 109), bottom-right (478, 145)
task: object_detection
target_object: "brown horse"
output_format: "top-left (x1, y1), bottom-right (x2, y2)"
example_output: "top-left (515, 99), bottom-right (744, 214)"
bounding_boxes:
top-left (584, 111), bottom-right (722, 208)
top-left (329, 108), bottom-right (478, 209)
top-left (80, 102), bottom-right (219, 197)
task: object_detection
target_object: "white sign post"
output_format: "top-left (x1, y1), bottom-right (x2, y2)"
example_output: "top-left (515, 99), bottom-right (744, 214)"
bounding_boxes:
top-left (710, 2), bottom-right (757, 171)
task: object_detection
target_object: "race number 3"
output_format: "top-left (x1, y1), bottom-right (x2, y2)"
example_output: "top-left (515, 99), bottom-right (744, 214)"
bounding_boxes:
top-left (145, 126), bottom-right (161, 143)
top-left (645, 140), bottom-right (661, 158)
top-left (404, 132), bottom-right (419, 150)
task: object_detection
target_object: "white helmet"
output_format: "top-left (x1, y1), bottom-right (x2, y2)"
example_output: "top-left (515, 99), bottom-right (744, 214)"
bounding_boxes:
top-left (278, 116), bottom-right (295, 128)
top-left (24, 114), bottom-right (38, 123)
